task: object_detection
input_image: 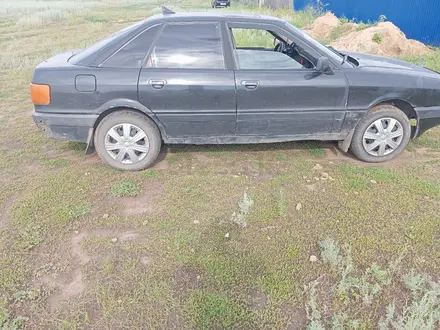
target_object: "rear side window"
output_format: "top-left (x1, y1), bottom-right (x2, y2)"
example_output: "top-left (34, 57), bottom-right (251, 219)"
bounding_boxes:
top-left (103, 25), bottom-right (161, 68)
top-left (147, 22), bottom-right (224, 69)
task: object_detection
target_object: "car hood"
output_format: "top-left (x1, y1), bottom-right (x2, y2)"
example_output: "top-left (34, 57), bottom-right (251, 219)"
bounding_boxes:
top-left (345, 51), bottom-right (437, 74)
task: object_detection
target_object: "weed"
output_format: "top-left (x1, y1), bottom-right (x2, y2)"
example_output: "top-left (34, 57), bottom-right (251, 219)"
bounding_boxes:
top-left (186, 290), bottom-right (252, 329)
top-left (379, 274), bottom-right (440, 329)
top-left (330, 25), bottom-right (344, 41)
top-left (339, 15), bottom-right (349, 24)
top-left (277, 153), bottom-right (287, 160)
top-left (372, 33), bottom-right (383, 44)
top-left (0, 310), bottom-right (27, 330)
top-left (68, 204), bottom-right (91, 219)
top-left (142, 169), bottom-right (159, 178)
top-left (402, 270), bottom-right (428, 298)
top-left (11, 289), bottom-right (40, 302)
top-left (231, 190), bottom-right (254, 228)
top-left (379, 14), bottom-right (387, 22)
top-left (357, 20), bottom-right (375, 31)
top-left (304, 279), bottom-right (325, 330)
top-left (111, 180), bottom-right (139, 197)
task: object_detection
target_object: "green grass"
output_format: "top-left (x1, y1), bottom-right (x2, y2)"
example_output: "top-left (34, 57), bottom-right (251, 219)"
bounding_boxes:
top-left (187, 291), bottom-right (253, 329)
top-left (142, 169), bottom-right (159, 177)
top-left (1, 0), bottom-right (440, 329)
top-left (402, 49), bottom-right (440, 72)
top-left (111, 179), bottom-right (139, 197)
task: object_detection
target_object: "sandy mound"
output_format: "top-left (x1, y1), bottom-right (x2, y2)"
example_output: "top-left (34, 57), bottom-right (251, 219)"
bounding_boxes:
top-left (304, 12), bottom-right (340, 39)
top-left (330, 21), bottom-right (432, 57)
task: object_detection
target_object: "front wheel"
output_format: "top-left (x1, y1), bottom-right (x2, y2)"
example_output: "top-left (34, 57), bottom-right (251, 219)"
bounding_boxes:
top-left (350, 105), bottom-right (411, 163)
top-left (94, 110), bottom-right (162, 171)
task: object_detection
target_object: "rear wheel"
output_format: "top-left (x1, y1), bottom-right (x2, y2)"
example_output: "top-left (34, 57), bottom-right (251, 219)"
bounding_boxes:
top-left (94, 110), bottom-right (161, 171)
top-left (350, 105), bottom-right (411, 163)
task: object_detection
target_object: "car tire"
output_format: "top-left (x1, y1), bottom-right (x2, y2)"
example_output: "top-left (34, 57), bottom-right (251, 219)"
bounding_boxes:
top-left (350, 105), bottom-right (411, 163)
top-left (94, 110), bottom-right (162, 171)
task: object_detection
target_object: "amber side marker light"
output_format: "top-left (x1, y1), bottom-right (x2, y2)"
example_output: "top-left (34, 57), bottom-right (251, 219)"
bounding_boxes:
top-left (30, 83), bottom-right (51, 105)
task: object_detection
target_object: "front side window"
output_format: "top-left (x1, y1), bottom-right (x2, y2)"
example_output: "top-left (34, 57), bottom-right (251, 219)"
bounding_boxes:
top-left (230, 27), bottom-right (315, 70)
top-left (147, 22), bottom-right (224, 69)
top-left (103, 25), bottom-right (161, 68)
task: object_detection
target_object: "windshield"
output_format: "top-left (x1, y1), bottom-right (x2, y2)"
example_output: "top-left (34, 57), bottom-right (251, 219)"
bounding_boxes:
top-left (284, 21), bottom-right (343, 62)
top-left (69, 20), bottom-right (145, 64)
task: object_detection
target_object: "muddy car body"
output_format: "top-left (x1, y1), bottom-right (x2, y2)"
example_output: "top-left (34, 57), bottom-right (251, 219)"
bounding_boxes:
top-left (31, 10), bottom-right (440, 170)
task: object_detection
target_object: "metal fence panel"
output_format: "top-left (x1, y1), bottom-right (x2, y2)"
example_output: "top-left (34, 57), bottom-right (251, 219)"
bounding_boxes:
top-left (294, 0), bottom-right (440, 46)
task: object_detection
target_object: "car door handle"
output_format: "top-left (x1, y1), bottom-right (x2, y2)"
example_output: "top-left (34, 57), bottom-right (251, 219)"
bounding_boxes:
top-left (149, 79), bottom-right (166, 89)
top-left (241, 80), bottom-right (259, 90)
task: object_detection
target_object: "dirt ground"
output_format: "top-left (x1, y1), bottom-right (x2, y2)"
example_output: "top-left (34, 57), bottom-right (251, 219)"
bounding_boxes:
top-left (1, 1), bottom-right (440, 329)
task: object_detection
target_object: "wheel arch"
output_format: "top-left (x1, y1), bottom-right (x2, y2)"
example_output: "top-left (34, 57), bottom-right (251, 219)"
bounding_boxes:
top-left (339, 98), bottom-right (417, 153)
top-left (371, 99), bottom-right (418, 138)
top-left (86, 101), bottom-right (167, 153)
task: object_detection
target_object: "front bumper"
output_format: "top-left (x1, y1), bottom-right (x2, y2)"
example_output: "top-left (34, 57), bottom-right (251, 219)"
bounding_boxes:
top-left (32, 111), bottom-right (98, 143)
top-left (414, 106), bottom-right (440, 138)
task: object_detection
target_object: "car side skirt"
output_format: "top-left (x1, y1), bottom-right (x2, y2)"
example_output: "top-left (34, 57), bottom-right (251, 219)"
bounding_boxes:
top-left (164, 132), bottom-right (349, 145)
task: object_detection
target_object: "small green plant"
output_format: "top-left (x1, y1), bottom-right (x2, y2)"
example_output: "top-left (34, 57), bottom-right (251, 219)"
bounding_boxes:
top-left (378, 14), bottom-right (387, 22)
top-left (304, 279), bottom-right (325, 330)
top-left (357, 20), bottom-right (375, 31)
top-left (68, 204), bottom-right (91, 219)
top-left (0, 310), bottom-right (27, 330)
top-left (142, 169), bottom-right (159, 178)
top-left (231, 190), bottom-right (254, 228)
top-left (379, 272), bottom-right (440, 329)
top-left (111, 180), bottom-right (139, 197)
top-left (339, 15), bottom-right (349, 24)
top-left (11, 288), bottom-right (40, 301)
top-left (331, 24), bottom-right (348, 41)
top-left (372, 33), bottom-right (383, 44)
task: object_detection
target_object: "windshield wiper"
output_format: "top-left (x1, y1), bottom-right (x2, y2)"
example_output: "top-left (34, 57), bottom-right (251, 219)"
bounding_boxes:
top-left (341, 54), bottom-right (348, 65)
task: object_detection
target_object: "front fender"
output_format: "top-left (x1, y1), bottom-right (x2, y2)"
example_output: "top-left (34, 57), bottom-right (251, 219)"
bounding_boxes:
top-left (414, 106), bottom-right (440, 137)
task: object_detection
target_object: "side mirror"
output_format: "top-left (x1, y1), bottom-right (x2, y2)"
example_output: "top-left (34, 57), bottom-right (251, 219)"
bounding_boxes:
top-left (315, 56), bottom-right (332, 74)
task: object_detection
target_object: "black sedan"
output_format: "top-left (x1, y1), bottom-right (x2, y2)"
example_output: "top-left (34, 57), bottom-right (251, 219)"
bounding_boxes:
top-left (31, 8), bottom-right (440, 171)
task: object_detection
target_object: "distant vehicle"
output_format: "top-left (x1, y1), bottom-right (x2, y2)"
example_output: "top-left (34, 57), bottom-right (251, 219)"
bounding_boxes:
top-left (212, 0), bottom-right (230, 8)
top-left (31, 8), bottom-right (440, 171)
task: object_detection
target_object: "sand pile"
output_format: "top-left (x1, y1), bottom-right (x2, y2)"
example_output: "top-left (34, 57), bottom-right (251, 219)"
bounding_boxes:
top-left (303, 12), bottom-right (340, 40)
top-left (330, 21), bottom-right (432, 57)
top-left (304, 12), bottom-right (432, 57)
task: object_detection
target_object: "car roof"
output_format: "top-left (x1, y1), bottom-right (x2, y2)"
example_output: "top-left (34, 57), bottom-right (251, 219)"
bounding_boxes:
top-left (146, 11), bottom-right (284, 24)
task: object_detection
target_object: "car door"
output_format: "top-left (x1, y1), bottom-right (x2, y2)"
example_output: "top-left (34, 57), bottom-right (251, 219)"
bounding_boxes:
top-left (226, 22), bottom-right (348, 137)
top-left (138, 21), bottom-right (236, 138)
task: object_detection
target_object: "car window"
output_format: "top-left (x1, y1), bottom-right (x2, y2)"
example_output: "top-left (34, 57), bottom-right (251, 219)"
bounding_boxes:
top-left (232, 28), bottom-right (275, 49)
top-left (69, 20), bottom-right (146, 65)
top-left (103, 25), bottom-right (160, 68)
top-left (230, 27), bottom-right (314, 70)
top-left (147, 22), bottom-right (224, 69)
top-left (236, 49), bottom-right (303, 70)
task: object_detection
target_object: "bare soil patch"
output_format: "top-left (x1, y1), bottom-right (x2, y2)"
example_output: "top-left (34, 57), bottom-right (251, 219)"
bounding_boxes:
top-left (43, 228), bottom-right (141, 310)
top-left (119, 183), bottom-right (164, 217)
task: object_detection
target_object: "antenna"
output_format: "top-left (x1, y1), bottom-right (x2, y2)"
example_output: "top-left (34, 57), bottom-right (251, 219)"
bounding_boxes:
top-left (161, 6), bottom-right (175, 15)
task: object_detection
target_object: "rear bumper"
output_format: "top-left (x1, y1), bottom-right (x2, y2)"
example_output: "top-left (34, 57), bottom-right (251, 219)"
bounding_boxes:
top-left (213, 0), bottom-right (230, 6)
top-left (414, 106), bottom-right (440, 137)
top-left (32, 111), bottom-right (98, 143)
